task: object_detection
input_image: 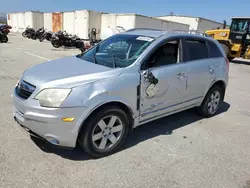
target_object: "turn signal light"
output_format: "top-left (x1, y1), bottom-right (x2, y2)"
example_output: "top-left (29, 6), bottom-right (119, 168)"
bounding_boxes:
top-left (62, 117), bottom-right (75, 122)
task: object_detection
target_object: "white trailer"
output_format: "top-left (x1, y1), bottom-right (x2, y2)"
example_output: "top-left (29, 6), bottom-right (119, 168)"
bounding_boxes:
top-left (74, 10), bottom-right (102, 39)
top-left (43, 12), bottom-right (52, 31)
top-left (101, 13), bottom-right (189, 39)
top-left (7, 11), bottom-right (44, 32)
top-left (156, 15), bottom-right (229, 32)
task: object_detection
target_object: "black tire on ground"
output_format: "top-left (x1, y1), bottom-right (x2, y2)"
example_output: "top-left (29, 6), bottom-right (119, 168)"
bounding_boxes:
top-left (78, 105), bottom-right (130, 158)
top-left (228, 57), bottom-right (234, 62)
top-left (39, 37), bottom-right (45, 42)
top-left (197, 85), bottom-right (223, 118)
top-left (51, 40), bottom-right (61, 48)
top-left (1, 35), bottom-right (8, 43)
top-left (220, 43), bottom-right (234, 61)
top-left (22, 32), bottom-right (27, 38)
top-left (220, 43), bottom-right (230, 56)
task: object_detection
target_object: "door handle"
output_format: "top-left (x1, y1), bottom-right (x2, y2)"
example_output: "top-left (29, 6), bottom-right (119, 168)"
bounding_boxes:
top-left (177, 72), bottom-right (186, 79)
top-left (209, 66), bottom-right (214, 73)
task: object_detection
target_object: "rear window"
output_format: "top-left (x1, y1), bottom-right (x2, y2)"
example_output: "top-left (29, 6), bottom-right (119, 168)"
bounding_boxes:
top-left (207, 40), bottom-right (224, 58)
top-left (186, 40), bottom-right (209, 61)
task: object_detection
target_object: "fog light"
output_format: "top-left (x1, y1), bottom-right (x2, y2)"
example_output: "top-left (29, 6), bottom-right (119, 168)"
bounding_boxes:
top-left (44, 135), bottom-right (59, 145)
top-left (62, 117), bottom-right (75, 122)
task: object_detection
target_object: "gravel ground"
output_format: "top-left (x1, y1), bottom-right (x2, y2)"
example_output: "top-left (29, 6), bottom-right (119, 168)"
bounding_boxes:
top-left (0, 33), bottom-right (250, 188)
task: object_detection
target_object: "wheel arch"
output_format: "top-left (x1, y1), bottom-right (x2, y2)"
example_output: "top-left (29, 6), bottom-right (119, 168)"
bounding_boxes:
top-left (207, 80), bottom-right (227, 101)
top-left (77, 101), bottom-right (135, 140)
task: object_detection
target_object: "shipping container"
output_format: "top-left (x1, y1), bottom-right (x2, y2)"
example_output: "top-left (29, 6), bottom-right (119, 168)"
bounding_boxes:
top-left (7, 11), bottom-right (43, 32)
top-left (7, 14), bottom-right (12, 27)
top-left (63, 11), bottom-right (75, 34)
top-left (74, 10), bottom-right (102, 39)
top-left (156, 15), bottom-right (229, 32)
top-left (52, 12), bottom-right (63, 32)
top-left (101, 13), bottom-right (189, 38)
top-left (43, 13), bottom-right (52, 31)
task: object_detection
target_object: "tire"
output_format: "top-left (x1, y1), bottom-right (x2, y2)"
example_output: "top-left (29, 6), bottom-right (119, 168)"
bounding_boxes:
top-left (228, 57), bottom-right (234, 62)
top-left (220, 43), bottom-right (230, 56)
top-left (220, 43), bottom-right (234, 61)
top-left (51, 40), bottom-right (61, 48)
top-left (78, 105), bottom-right (129, 158)
top-left (1, 35), bottom-right (8, 43)
top-left (197, 85), bottom-right (223, 118)
top-left (39, 37), bottom-right (45, 42)
top-left (22, 32), bottom-right (27, 38)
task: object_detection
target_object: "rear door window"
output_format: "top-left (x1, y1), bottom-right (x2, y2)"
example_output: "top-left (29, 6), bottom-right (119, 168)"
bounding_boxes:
top-left (185, 40), bottom-right (209, 61)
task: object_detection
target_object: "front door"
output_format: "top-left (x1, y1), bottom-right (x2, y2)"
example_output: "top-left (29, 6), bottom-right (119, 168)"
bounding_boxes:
top-left (139, 38), bottom-right (188, 122)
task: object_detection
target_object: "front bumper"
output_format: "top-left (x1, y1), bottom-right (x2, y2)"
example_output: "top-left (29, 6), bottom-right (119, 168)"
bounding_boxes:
top-left (12, 90), bottom-right (87, 148)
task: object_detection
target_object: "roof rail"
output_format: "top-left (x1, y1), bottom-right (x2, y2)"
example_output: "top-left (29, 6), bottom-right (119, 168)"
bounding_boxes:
top-left (126, 28), bottom-right (165, 32)
top-left (172, 30), bottom-right (209, 37)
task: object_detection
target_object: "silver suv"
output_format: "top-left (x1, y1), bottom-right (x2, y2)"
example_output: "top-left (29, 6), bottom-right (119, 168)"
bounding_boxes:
top-left (12, 29), bottom-right (229, 157)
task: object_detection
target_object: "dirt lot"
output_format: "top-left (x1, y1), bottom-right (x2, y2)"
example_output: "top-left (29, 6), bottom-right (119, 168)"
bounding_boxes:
top-left (0, 33), bottom-right (250, 188)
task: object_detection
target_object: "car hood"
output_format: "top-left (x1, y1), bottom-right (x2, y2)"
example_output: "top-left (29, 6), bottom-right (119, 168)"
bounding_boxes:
top-left (22, 56), bottom-right (123, 88)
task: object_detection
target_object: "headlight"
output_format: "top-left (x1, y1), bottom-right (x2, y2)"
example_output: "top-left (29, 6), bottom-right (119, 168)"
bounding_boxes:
top-left (34, 88), bottom-right (71, 108)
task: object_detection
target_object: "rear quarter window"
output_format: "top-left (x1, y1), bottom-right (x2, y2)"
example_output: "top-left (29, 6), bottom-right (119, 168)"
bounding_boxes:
top-left (207, 40), bottom-right (224, 58)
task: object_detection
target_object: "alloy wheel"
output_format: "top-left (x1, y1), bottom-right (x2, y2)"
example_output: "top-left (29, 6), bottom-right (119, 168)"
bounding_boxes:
top-left (91, 115), bottom-right (124, 150)
top-left (207, 90), bottom-right (221, 114)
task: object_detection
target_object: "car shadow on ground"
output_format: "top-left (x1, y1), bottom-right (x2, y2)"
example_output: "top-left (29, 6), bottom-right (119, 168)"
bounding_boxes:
top-left (231, 59), bottom-right (250, 65)
top-left (30, 102), bottom-right (230, 161)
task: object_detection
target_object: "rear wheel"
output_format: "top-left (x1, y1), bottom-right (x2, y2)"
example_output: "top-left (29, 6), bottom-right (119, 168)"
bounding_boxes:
top-left (39, 37), bottom-right (45, 42)
top-left (78, 105), bottom-right (129, 158)
top-left (51, 40), bottom-right (61, 48)
top-left (197, 86), bottom-right (223, 118)
top-left (1, 35), bottom-right (8, 43)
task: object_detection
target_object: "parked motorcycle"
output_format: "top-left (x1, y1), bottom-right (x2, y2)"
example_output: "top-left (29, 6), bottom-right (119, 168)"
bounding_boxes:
top-left (0, 31), bottom-right (8, 43)
top-left (39, 30), bottom-right (53, 42)
top-left (22, 26), bottom-right (35, 38)
top-left (0, 24), bottom-right (12, 35)
top-left (51, 31), bottom-right (84, 49)
top-left (29, 27), bottom-right (45, 40)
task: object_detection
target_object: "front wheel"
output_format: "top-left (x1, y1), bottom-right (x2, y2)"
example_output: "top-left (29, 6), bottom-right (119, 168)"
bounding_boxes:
top-left (197, 86), bottom-right (223, 117)
top-left (78, 106), bottom-right (129, 158)
top-left (22, 31), bottom-right (27, 38)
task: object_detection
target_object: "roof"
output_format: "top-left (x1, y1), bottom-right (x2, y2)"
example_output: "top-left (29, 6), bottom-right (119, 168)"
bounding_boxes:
top-left (232, 17), bottom-right (250, 20)
top-left (156, 15), bottom-right (226, 26)
top-left (121, 28), bottom-right (211, 40)
top-left (123, 28), bottom-right (168, 38)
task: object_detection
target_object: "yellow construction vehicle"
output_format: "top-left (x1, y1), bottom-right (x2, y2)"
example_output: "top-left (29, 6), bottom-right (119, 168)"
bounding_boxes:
top-left (205, 18), bottom-right (250, 61)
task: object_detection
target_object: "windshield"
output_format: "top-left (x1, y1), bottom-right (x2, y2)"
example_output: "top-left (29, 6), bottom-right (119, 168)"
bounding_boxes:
top-left (77, 34), bottom-right (155, 68)
top-left (231, 19), bottom-right (249, 33)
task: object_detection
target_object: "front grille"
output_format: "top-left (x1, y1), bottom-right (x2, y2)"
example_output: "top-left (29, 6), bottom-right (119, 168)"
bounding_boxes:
top-left (16, 80), bottom-right (36, 99)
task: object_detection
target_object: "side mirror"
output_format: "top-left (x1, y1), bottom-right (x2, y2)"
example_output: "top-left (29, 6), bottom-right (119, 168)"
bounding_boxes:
top-left (142, 70), bottom-right (158, 85)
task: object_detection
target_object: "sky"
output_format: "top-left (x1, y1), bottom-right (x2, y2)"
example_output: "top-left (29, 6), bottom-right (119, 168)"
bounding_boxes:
top-left (1, 0), bottom-right (250, 24)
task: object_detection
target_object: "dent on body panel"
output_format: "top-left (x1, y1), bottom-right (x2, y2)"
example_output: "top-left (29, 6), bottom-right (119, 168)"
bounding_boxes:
top-left (61, 74), bottom-right (139, 115)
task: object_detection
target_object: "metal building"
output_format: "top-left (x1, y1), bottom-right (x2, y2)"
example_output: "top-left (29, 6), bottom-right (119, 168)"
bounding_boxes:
top-left (156, 15), bottom-right (229, 32)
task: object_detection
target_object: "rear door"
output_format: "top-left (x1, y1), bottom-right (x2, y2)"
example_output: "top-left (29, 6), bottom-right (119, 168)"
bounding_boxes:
top-left (182, 37), bottom-right (218, 102)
